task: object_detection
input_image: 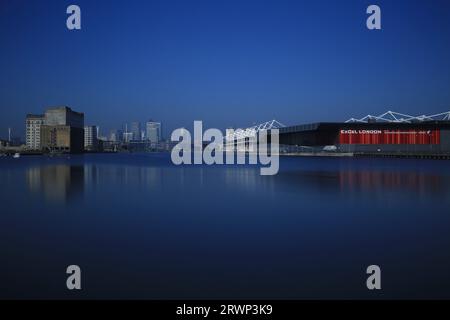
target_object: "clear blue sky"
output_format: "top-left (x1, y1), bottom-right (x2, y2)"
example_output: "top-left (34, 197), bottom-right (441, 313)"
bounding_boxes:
top-left (1, 0), bottom-right (450, 139)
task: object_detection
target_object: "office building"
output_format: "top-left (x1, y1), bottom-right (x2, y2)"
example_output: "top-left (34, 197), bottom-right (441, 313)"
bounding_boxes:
top-left (123, 132), bottom-right (133, 143)
top-left (130, 122), bottom-right (141, 141)
top-left (109, 130), bottom-right (117, 142)
top-left (146, 121), bottom-right (162, 144)
top-left (111, 129), bottom-right (124, 142)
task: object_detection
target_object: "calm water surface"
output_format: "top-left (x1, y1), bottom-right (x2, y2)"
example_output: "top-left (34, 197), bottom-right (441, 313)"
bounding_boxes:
top-left (1, 153), bottom-right (450, 299)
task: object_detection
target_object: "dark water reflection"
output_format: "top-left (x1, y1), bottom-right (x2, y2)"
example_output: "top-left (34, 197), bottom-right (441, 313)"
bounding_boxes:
top-left (276, 168), bottom-right (450, 198)
top-left (1, 153), bottom-right (450, 299)
top-left (27, 165), bottom-right (84, 204)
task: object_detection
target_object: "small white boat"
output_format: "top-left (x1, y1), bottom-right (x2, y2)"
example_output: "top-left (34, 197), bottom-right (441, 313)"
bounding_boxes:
top-left (13, 153), bottom-right (20, 158)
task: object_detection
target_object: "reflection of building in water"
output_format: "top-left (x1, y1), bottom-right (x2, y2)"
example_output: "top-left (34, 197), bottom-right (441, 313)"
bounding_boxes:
top-left (338, 170), bottom-right (446, 196)
top-left (277, 168), bottom-right (449, 200)
top-left (26, 165), bottom-right (84, 203)
top-left (83, 164), bottom-right (165, 191)
top-left (224, 166), bottom-right (273, 194)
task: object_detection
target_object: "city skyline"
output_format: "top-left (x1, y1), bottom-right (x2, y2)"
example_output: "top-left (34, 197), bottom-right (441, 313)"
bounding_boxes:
top-left (3, 109), bottom-right (165, 142)
top-left (20, 105), bottom-right (168, 153)
top-left (1, 0), bottom-right (450, 138)
top-left (2, 0), bottom-right (450, 304)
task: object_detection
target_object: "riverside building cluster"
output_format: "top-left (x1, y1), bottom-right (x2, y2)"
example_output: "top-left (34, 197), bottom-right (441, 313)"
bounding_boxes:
top-left (25, 106), bottom-right (163, 154)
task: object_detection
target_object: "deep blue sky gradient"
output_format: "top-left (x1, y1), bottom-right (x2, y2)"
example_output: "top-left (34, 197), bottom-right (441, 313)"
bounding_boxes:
top-left (1, 0), bottom-right (450, 138)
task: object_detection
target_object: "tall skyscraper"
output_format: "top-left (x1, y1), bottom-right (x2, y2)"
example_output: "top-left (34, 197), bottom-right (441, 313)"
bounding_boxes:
top-left (116, 129), bottom-right (124, 142)
top-left (26, 114), bottom-right (45, 150)
top-left (84, 126), bottom-right (98, 151)
top-left (122, 123), bottom-right (132, 143)
top-left (109, 130), bottom-right (117, 142)
top-left (146, 121), bottom-right (162, 144)
top-left (130, 122), bottom-right (141, 141)
top-left (123, 132), bottom-right (133, 143)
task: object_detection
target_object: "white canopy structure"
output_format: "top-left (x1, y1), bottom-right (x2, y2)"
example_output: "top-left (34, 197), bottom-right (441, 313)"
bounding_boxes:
top-left (224, 119), bottom-right (286, 142)
top-left (346, 110), bottom-right (450, 123)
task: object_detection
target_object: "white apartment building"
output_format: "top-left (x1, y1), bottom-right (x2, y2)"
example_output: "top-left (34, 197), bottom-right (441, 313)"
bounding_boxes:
top-left (26, 114), bottom-right (45, 150)
top-left (84, 125), bottom-right (98, 151)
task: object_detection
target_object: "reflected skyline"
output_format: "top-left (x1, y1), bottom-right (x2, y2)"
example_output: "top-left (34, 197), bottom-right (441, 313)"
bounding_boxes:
top-left (2, 154), bottom-right (450, 299)
top-left (23, 158), bottom-right (450, 205)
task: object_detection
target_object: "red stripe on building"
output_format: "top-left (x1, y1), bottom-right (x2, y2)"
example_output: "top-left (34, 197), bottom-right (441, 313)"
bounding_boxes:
top-left (339, 129), bottom-right (440, 145)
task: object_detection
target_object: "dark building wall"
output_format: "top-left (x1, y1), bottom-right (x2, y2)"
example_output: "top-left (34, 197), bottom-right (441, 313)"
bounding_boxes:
top-left (279, 124), bottom-right (339, 146)
top-left (441, 129), bottom-right (450, 151)
top-left (279, 130), bottom-right (338, 146)
top-left (70, 127), bottom-right (84, 153)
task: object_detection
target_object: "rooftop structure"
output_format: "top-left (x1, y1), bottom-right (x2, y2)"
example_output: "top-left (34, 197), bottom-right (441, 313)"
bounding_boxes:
top-left (346, 110), bottom-right (450, 123)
